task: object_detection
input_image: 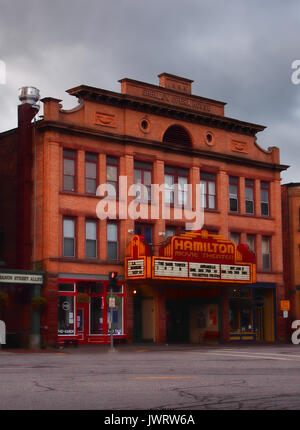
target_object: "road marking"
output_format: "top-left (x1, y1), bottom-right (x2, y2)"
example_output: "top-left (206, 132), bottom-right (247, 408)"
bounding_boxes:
top-left (208, 349), bottom-right (300, 359)
top-left (204, 351), bottom-right (300, 362)
top-left (135, 349), bottom-right (149, 353)
top-left (131, 376), bottom-right (197, 380)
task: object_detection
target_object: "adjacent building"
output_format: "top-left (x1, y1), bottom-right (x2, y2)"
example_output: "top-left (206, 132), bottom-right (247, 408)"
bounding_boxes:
top-left (0, 73), bottom-right (289, 347)
top-left (281, 183), bottom-right (300, 334)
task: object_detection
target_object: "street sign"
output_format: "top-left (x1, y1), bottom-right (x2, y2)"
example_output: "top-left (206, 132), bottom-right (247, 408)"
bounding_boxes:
top-left (280, 300), bottom-right (290, 311)
top-left (109, 297), bottom-right (115, 308)
top-left (283, 310), bottom-right (288, 319)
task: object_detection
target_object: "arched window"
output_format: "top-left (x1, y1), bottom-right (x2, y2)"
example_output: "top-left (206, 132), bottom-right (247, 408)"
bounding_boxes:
top-left (162, 125), bottom-right (192, 147)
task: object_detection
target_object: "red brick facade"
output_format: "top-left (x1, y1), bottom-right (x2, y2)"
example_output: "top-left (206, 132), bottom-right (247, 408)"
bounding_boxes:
top-left (0, 73), bottom-right (289, 346)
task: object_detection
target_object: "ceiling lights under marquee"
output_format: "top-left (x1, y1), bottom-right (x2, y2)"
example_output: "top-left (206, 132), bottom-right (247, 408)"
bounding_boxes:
top-left (125, 230), bottom-right (256, 284)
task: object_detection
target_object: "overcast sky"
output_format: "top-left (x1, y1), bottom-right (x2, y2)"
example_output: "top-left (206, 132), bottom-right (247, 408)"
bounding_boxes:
top-left (0, 0), bottom-right (299, 183)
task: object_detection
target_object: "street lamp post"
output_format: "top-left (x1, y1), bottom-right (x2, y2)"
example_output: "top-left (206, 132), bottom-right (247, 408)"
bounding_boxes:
top-left (108, 272), bottom-right (118, 351)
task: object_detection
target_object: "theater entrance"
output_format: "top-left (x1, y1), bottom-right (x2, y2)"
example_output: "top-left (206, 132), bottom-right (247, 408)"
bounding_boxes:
top-left (166, 297), bottom-right (221, 344)
top-left (166, 299), bottom-right (190, 343)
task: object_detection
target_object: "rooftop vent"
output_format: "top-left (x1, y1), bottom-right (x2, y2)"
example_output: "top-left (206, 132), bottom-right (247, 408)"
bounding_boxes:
top-left (18, 86), bottom-right (40, 109)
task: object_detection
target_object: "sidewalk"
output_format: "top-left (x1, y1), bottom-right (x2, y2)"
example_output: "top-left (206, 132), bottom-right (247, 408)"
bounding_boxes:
top-left (0, 341), bottom-right (292, 354)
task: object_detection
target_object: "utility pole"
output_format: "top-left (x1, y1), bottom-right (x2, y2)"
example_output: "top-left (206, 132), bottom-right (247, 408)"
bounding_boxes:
top-left (108, 271), bottom-right (118, 351)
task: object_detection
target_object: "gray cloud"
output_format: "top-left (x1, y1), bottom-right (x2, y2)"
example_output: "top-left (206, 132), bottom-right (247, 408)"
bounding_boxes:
top-left (0, 0), bottom-right (299, 182)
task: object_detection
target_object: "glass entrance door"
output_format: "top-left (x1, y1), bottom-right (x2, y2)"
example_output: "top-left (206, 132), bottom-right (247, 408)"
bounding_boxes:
top-left (229, 287), bottom-right (255, 341)
top-left (77, 303), bottom-right (89, 343)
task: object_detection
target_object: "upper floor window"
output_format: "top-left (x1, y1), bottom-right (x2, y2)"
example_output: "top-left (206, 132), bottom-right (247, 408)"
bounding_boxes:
top-left (135, 223), bottom-right (153, 244)
top-left (85, 153), bottom-right (97, 194)
top-left (106, 156), bottom-right (118, 198)
top-left (164, 166), bottom-right (188, 206)
top-left (63, 149), bottom-right (76, 192)
top-left (262, 236), bottom-right (271, 270)
top-left (63, 217), bottom-right (75, 257)
top-left (230, 232), bottom-right (240, 246)
top-left (107, 222), bottom-right (118, 260)
top-left (165, 225), bottom-right (185, 239)
top-left (162, 125), bottom-right (192, 147)
top-left (85, 220), bottom-right (97, 258)
top-left (246, 234), bottom-right (256, 253)
top-left (229, 176), bottom-right (239, 212)
top-left (134, 161), bottom-right (152, 202)
top-left (245, 179), bottom-right (254, 214)
top-left (200, 172), bottom-right (216, 210)
top-left (261, 182), bottom-right (270, 216)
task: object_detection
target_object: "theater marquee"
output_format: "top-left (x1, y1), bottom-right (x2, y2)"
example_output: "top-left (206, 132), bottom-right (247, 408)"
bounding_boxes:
top-left (125, 231), bottom-right (256, 284)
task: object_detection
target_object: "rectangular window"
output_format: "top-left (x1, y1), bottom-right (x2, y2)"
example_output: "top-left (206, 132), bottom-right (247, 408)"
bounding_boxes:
top-left (63, 149), bottom-right (76, 191)
top-left (246, 234), bottom-right (256, 253)
top-left (165, 225), bottom-right (185, 239)
top-left (230, 232), bottom-right (240, 246)
top-left (200, 172), bottom-right (216, 210)
top-left (261, 182), bottom-right (270, 216)
top-left (86, 220), bottom-right (97, 258)
top-left (85, 153), bottom-right (97, 194)
top-left (229, 176), bottom-right (238, 212)
top-left (134, 161), bottom-right (152, 203)
top-left (165, 226), bottom-right (176, 239)
top-left (245, 179), bottom-right (254, 214)
top-left (63, 218), bottom-right (75, 257)
top-left (135, 223), bottom-right (153, 244)
top-left (107, 223), bottom-right (118, 260)
top-left (58, 295), bottom-right (75, 335)
top-left (59, 283), bottom-right (75, 292)
top-left (106, 156), bottom-right (118, 198)
top-left (262, 236), bottom-right (271, 270)
top-left (164, 166), bottom-right (189, 206)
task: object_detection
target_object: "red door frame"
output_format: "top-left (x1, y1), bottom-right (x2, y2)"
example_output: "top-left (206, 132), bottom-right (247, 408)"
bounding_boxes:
top-left (57, 278), bottom-right (126, 345)
top-left (76, 302), bottom-right (89, 344)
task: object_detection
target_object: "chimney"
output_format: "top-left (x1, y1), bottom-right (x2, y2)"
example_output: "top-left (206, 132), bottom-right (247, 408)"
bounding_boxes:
top-left (16, 87), bottom-right (40, 269)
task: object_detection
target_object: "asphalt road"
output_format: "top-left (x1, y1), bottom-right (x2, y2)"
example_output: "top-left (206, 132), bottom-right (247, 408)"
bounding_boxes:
top-left (1, 344), bottom-right (300, 410)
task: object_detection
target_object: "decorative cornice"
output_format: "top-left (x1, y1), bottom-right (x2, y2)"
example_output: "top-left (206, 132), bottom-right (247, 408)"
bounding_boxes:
top-left (66, 85), bottom-right (265, 137)
top-left (35, 120), bottom-right (288, 172)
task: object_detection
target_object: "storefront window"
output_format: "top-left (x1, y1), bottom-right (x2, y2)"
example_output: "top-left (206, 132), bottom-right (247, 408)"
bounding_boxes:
top-left (229, 302), bottom-right (239, 332)
top-left (240, 305), bottom-right (252, 332)
top-left (58, 295), bottom-right (75, 335)
top-left (57, 280), bottom-right (124, 340)
top-left (107, 297), bottom-right (123, 335)
top-left (90, 296), bottom-right (104, 334)
top-left (59, 283), bottom-right (75, 292)
top-left (229, 287), bottom-right (254, 334)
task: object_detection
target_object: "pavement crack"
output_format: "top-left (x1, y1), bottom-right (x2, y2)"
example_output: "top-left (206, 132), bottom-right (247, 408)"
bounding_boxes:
top-left (33, 381), bottom-right (56, 392)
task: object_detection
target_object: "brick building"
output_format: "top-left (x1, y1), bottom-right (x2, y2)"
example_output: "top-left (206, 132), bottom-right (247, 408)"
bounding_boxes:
top-left (281, 183), bottom-right (300, 334)
top-left (0, 73), bottom-right (289, 347)
top-left (0, 94), bottom-right (44, 348)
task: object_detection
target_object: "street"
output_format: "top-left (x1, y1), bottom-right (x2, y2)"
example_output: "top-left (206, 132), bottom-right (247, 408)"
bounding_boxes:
top-left (1, 344), bottom-right (300, 410)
